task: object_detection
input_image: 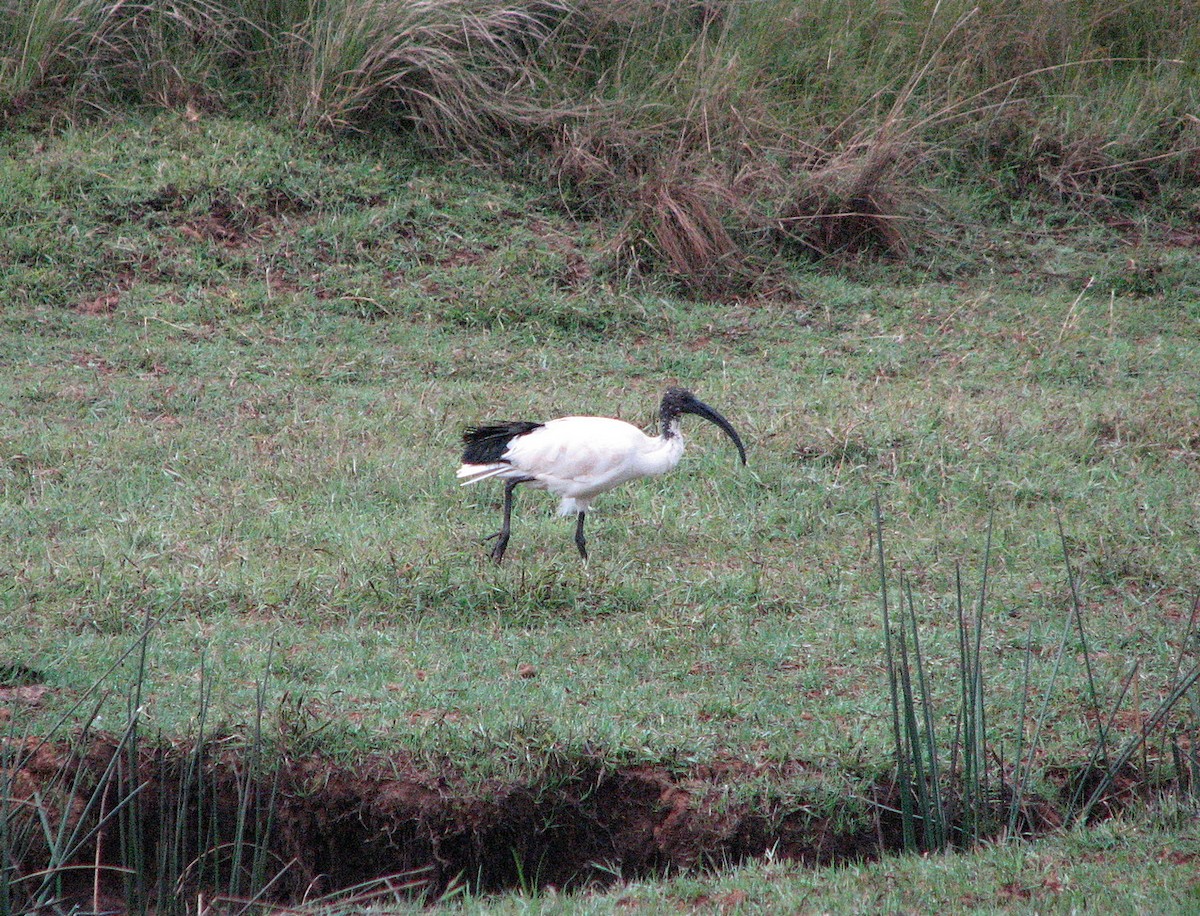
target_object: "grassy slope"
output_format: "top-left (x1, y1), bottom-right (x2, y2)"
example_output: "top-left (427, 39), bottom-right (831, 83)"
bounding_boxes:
top-left (1, 113), bottom-right (1199, 904)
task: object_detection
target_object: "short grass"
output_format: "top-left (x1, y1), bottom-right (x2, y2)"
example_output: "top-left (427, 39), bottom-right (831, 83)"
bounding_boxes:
top-left (1, 113), bottom-right (1199, 901)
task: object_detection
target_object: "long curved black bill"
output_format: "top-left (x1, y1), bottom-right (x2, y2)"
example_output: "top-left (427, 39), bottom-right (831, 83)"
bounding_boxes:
top-left (683, 398), bottom-right (747, 465)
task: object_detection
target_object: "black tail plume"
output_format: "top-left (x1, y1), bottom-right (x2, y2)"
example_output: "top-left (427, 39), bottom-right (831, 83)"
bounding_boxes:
top-left (461, 422), bottom-right (543, 463)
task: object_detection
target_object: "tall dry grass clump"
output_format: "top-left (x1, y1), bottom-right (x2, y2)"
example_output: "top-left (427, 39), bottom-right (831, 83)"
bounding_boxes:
top-left (251, 0), bottom-right (565, 138)
top-left (0, 0), bottom-right (569, 140)
top-left (540, 7), bottom-right (783, 295)
top-left (775, 138), bottom-right (920, 259)
top-left (0, 0), bottom-right (123, 113)
top-left (0, 1), bottom-right (236, 117)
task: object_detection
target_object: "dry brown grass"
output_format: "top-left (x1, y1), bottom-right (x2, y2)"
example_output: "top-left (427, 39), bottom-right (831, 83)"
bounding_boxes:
top-left (272, 0), bottom-right (566, 138)
top-left (548, 117), bottom-right (773, 297)
top-left (775, 138), bottom-right (923, 259)
top-left (634, 174), bottom-right (746, 295)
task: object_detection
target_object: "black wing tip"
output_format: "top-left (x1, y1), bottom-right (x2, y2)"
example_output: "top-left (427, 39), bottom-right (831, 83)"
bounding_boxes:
top-left (462, 421), bottom-right (543, 444)
top-left (460, 421), bottom-right (543, 463)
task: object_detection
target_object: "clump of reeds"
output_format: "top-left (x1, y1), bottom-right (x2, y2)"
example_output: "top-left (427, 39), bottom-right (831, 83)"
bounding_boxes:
top-left (260, 0), bottom-right (564, 137)
top-left (0, 618), bottom-right (294, 915)
top-left (873, 497), bottom-right (1200, 853)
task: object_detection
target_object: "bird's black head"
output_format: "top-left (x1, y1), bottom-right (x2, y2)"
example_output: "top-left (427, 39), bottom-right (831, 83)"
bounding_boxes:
top-left (660, 388), bottom-right (747, 465)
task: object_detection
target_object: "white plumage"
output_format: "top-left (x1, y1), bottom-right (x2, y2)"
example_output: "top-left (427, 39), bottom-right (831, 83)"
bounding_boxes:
top-left (458, 416), bottom-right (683, 515)
top-left (458, 388), bottom-right (746, 562)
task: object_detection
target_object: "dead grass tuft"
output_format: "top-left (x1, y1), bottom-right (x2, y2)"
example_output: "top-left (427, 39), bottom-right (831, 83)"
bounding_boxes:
top-left (776, 138), bottom-right (924, 259)
top-left (257, 0), bottom-right (571, 142)
top-left (547, 108), bottom-right (764, 296)
top-left (633, 174), bottom-right (750, 297)
top-left (549, 117), bottom-right (659, 215)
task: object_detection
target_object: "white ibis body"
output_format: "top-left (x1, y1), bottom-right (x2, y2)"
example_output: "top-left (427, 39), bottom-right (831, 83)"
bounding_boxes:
top-left (457, 388), bottom-right (747, 563)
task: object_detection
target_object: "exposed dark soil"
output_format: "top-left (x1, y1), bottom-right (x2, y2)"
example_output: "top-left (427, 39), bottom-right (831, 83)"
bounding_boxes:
top-left (1, 734), bottom-right (1162, 912)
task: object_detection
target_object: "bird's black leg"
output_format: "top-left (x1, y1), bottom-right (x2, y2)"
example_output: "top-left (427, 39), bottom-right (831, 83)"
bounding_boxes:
top-left (574, 511), bottom-right (588, 560)
top-left (484, 478), bottom-right (525, 563)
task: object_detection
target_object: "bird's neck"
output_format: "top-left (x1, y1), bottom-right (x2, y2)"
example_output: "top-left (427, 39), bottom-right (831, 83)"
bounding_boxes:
top-left (644, 415), bottom-right (686, 475)
top-left (660, 409), bottom-right (682, 440)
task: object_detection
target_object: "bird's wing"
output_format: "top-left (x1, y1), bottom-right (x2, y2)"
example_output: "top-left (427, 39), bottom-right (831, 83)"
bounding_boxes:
top-left (503, 416), bottom-right (650, 495)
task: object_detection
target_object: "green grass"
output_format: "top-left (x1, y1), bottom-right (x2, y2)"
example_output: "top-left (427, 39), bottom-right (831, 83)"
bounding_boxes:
top-left (1, 112), bottom-right (1198, 906)
top-left (3, 111), bottom-right (1197, 762)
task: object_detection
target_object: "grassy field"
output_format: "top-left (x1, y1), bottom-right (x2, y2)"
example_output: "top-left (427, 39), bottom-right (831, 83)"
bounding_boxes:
top-left (2, 0), bottom-right (1200, 910)
top-left (2, 112), bottom-right (1199, 909)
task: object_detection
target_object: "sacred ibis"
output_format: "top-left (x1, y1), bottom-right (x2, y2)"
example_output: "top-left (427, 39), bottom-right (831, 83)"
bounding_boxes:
top-left (457, 388), bottom-right (747, 563)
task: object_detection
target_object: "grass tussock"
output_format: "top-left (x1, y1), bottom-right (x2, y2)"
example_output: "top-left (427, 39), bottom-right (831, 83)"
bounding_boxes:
top-left (775, 136), bottom-right (922, 260)
top-left (0, 0), bottom-right (119, 111)
top-left (263, 0), bottom-right (563, 136)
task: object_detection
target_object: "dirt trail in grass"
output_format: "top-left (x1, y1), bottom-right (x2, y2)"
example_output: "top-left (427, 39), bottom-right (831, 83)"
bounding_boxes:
top-left (6, 736), bottom-right (1153, 909)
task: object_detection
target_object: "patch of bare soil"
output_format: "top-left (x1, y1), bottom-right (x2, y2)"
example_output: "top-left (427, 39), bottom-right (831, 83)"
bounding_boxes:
top-left (0, 736), bottom-right (1157, 910)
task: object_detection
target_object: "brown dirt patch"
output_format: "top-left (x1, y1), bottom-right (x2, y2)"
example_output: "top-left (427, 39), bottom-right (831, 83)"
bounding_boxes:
top-left (0, 736), bottom-right (1163, 910)
top-left (75, 271), bottom-right (136, 315)
top-left (3, 737), bottom-right (879, 909)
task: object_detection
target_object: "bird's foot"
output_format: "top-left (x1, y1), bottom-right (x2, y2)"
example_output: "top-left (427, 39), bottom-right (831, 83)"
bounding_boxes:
top-left (487, 533), bottom-right (510, 563)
